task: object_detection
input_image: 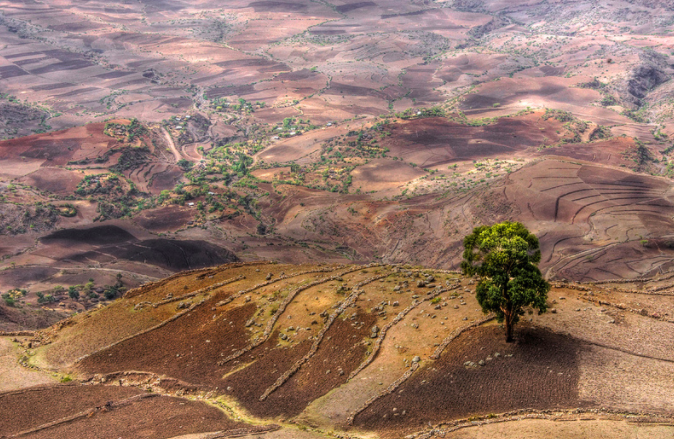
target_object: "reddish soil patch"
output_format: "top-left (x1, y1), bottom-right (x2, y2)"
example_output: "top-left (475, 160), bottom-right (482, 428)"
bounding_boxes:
top-left (538, 137), bottom-right (635, 167)
top-left (249, 1), bottom-right (308, 12)
top-left (354, 325), bottom-right (583, 435)
top-left (148, 164), bottom-right (183, 192)
top-left (18, 168), bottom-right (84, 196)
top-left (0, 266), bottom-right (59, 289)
top-left (0, 123), bottom-right (116, 167)
top-left (134, 205), bottom-right (195, 232)
top-left (336, 1), bottom-right (376, 13)
top-left (380, 115), bottom-right (561, 167)
top-left (350, 159), bottom-right (425, 192)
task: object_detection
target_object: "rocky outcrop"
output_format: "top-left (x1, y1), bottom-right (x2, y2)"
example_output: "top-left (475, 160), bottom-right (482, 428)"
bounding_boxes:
top-left (617, 51), bottom-right (671, 109)
top-left (468, 15), bottom-right (510, 39)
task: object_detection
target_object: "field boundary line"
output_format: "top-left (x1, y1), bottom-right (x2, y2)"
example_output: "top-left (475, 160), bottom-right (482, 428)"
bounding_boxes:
top-left (259, 273), bottom-right (389, 400)
top-left (348, 283), bottom-right (460, 382)
top-left (346, 362), bottom-right (419, 425)
top-left (431, 313), bottom-right (496, 360)
top-left (217, 264), bottom-right (382, 366)
top-left (406, 407), bottom-right (674, 439)
top-left (9, 393), bottom-right (158, 438)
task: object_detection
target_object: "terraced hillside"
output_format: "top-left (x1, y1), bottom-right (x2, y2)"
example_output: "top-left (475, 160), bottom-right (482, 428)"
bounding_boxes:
top-left (2, 262), bottom-right (673, 438)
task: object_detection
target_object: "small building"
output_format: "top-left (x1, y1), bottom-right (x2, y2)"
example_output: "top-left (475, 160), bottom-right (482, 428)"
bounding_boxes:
top-left (188, 202), bottom-right (195, 207)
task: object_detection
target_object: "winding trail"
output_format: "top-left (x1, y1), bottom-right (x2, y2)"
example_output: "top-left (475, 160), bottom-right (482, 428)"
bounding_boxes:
top-left (160, 126), bottom-right (182, 162)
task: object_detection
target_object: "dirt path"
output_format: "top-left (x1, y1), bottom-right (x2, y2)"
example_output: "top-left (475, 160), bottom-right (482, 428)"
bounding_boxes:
top-left (0, 337), bottom-right (55, 392)
top-left (182, 141), bottom-right (205, 162)
top-left (161, 126), bottom-right (182, 162)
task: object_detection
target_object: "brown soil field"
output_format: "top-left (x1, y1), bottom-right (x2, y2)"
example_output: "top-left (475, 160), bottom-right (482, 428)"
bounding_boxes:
top-left (17, 168), bottom-right (85, 196)
top-left (537, 137), bottom-right (636, 167)
top-left (353, 325), bottom-right (583, 435)
top-left (134, 206), bottom-right (197, 232)
top-left (504, 160), bottom-right (674, 281)
top-left (379, 114), bottom-right (563, 167)
top-left (350, 160), bottom-right (426, 193)
top-left (0, 384), bottom-right (142, 436)
top-left (0, 384), bottom-right (249, 439)
top-left (0, 124), bottom-right (117, 168)
top-left (0, 303), bottom-right (68, 332)
top-left (8, 264), bottom-right (669, 438)
top-left (440, 419), bottom-right (674, 439)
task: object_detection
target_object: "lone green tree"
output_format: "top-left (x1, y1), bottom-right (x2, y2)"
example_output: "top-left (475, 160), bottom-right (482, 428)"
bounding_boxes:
top-left (461, 222), bottom-right (550, 342)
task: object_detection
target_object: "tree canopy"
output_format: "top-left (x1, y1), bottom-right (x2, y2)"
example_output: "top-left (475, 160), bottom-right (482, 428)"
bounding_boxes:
top-left (461, 221), bottom-right (550, 342)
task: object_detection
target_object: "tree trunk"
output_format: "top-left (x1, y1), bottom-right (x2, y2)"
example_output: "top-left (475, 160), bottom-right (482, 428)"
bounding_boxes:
top-left (504, 311), bottom-right (514, 343)
top-left (502, 281), bottom-right (514, 342)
